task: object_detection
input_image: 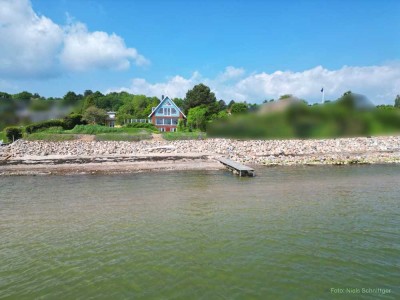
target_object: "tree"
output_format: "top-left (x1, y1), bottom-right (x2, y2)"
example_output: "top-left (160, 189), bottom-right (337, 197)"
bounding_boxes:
top-left (337, 91), bottom-right (373, 110)
top-left (212, 110), bottom-right (228, 120)
top-left (187, 106), bottom-right (208, 131)
top-left (131, 95), bottom-right (149, 118)
top-left (84, 90), bottom-right (93, 97)
top-left (63, 91), bottom-right (81, 106)
top-left (0, 92), bottom-right (11, 99)
top-left (263, 99), bottom-right (274, 103)
top-left (13, 91), bottom-right (33, 103)
top-left (395, 95), bottom-right (400, 108)
top-left (173, 98), bottom-right (184, 109)
top-left (95, 93), bottom-right (118, 111)
top-left (218, 99), bottom-right (227, 110)
top-left (248, 103), bottom-right (260, 112)
top-left (142, 97), bottom-right (160, 117)
top-left (83, 106), bottom-right (107, 125)
top-left (184, 83), bottom-right (217, 114)
top-left (376, 105), bottom-right (396, 111)
top-left (83, 91), bottom-right (104, 110)
top-left (279, 94), bottom-right (292, 100)
top-left (231, 102), bottom-right (248, 114)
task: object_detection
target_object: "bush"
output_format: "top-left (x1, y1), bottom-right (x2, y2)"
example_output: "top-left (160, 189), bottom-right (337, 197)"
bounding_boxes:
top-left (25, 120), bottom-right (67, 134)
top-left (83, 106), bottom-right (107, 125)
top-left (177, 119), bottom-right (186, 131)
top-left (63, 113), bottom-right (86, 130)
top-left (5, 127), bottom-right (23, 142)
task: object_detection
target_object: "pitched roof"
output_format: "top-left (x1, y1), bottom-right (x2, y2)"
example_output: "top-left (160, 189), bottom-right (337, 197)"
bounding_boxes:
top-left (148, 96), bottom-right (186, 118)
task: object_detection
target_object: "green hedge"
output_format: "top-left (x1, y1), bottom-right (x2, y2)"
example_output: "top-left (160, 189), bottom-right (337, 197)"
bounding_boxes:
top-left (25, 120), bottom-right (67, 134)
top-left (5, 127), bottom-right (23, 142)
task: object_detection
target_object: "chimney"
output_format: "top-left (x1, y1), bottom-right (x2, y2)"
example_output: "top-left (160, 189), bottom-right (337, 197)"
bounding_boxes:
top-left (162, 95), bottom-right (164, 100)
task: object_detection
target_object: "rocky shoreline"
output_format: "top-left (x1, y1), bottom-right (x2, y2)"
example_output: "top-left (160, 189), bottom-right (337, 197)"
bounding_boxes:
top-left (1, 136), bottom-right (400, 175)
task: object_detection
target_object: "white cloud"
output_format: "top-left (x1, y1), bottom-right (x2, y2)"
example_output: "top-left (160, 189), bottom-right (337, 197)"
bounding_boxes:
top-left (0, 0), bottom-right (63, 77)
top-left (216, 66), bottom-right (245, 82)
top-left (111, 64), bottom-right (400, 104)
top-left (233, 64), bottom-right (400, 103)
top-left (110, 72), bottom-right (201, 99)
top-left (0, 0), bottom-right (148, 78)
top-left (60, 22), bottom-right (149, 72)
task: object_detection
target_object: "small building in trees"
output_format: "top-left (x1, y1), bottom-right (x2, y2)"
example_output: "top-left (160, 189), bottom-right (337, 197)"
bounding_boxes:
top-left (105, 111), bottom-right (116, 127)
top-left (148, 96), bottom-right (186, 132)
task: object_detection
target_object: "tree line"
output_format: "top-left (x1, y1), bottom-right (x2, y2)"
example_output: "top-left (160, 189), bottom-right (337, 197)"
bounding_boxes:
top-left (1, 85), bottom-right (400, 132)
top-left (0, 84), bottom-right (257, 131)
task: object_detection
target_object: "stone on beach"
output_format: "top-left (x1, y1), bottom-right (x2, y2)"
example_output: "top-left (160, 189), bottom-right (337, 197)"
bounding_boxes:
top-left (1, 136), bottom-right (400, 166)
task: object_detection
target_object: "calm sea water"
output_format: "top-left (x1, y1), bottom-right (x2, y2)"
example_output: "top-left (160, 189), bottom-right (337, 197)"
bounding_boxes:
top-left (0, 165), bottom-right (399, 299)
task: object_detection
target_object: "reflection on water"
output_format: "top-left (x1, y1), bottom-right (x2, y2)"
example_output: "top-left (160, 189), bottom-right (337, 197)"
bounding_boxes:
top-left (0, 165), bottom-right (399, 299)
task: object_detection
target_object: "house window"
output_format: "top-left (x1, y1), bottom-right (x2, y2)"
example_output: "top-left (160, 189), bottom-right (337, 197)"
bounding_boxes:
top-left (159, 127), bottom-right (165, 132)
top-left (172, 118), bottom-right (178, 125)
top-left (164, 118), bottom-right (171, 125)
top-left (156, 118), bottom-right (163, 125)
top-left (171, 128), bottom-right (176, 132)
top-left (158, 108), bottom-right (164, 114)
top-left (171, 108), bottom-right (177, 114)
top-left (164, 108), bottom-right (171, 115)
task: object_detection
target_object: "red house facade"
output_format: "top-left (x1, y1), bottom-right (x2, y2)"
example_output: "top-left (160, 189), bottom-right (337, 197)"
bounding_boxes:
top-left (148, 96), bottom-right (186, 132)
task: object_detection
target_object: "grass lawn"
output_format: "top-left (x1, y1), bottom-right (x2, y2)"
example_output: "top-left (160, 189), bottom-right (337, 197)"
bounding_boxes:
top-left (66, 125), bottom-right (152, 135)
top-left (162, 131), bottom-right (207, 140)
top-left (95, 131), bottom-right (152, 141)
top-left (24, 133), bottom-right (78, 141)
top-left (21, 125), bottom-right (154, 142)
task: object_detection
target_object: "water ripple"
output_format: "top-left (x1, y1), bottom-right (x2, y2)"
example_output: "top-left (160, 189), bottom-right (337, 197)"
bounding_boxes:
top-left (0, 166), bottom-right (399, 299)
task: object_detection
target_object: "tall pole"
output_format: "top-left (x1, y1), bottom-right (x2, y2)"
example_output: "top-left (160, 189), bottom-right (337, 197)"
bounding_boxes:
top-left (321, 88), bottom-right (325, 104)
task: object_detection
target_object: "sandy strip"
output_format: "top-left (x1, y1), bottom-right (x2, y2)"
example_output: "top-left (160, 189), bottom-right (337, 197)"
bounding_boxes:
top-left (0, 158), bottom-right (223, 176)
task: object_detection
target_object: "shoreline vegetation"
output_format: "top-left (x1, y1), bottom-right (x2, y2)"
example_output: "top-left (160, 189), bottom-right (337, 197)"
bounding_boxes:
top-left (1, 135), bottom-right (400, 176)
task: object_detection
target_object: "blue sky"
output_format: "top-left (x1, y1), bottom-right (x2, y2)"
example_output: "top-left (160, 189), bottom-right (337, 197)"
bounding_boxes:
top-left (0, 0), bottom-right (399, 103)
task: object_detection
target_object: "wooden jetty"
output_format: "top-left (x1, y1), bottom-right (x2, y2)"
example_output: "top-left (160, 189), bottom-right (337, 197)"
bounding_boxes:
top-left (217, 157), bottom-right (255, 177)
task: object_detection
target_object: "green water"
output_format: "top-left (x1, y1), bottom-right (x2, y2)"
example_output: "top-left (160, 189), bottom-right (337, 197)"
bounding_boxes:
top-left (0, 165), bottom-right (399, 299)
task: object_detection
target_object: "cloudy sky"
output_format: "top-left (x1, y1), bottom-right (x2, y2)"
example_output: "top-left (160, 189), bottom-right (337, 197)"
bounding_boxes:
top-left (0, 0), bottom-right (399, 104)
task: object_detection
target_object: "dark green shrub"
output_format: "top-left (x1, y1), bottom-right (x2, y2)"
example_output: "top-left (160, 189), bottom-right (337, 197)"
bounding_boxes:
top-left (25, 120), bottom-right (67, 134)
top-left (63, 113), bottom-right (86, 130)
top-left (5, 127), bottom-right (23, 142)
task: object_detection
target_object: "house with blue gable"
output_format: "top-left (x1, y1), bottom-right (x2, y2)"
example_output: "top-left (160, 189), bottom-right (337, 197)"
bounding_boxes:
top-left (148, 95), bottom-right (186, 132)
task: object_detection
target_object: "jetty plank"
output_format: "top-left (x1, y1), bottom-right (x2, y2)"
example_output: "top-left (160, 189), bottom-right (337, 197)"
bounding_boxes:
top-left (217, 157), bottom-right (255, 177)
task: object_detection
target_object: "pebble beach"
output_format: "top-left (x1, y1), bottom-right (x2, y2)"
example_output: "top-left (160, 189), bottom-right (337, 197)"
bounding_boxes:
top-left (1, 136), bottom-right (400, 175)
